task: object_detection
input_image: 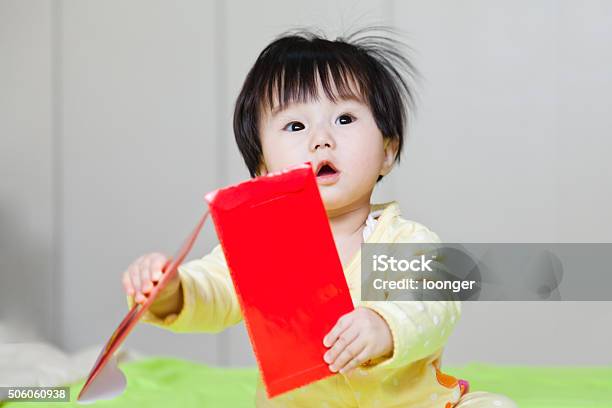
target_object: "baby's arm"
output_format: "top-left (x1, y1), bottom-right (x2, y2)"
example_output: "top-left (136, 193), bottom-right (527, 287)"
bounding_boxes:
top-left (324, 224), bottom-right (462, 372)
top-left (124, 244), bottom-right (242, 333)
top-left (360, 299), bottom-right (461, 369)
top-left (323, 300), bottom-right (461, 373)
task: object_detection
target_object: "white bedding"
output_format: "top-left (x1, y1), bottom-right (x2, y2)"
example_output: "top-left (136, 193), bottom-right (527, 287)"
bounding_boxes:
top-left (0, 341), bottom-right (141, 388)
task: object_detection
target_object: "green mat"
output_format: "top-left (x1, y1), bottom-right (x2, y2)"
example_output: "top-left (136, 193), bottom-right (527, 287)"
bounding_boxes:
top-left (2, 358), bottom-right (611, 407)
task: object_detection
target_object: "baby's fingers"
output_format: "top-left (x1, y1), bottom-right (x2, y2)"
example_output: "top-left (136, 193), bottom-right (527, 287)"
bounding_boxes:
top-left (139, 257), bottom-right (154, 296)
top-left (323, 327), bottom-right (359, 371)
top-left (323, 312), bottom-right (354, 347)
top-left (150, 253), bottom-right (168, 282)
top-left (126, 258), bottom-right (144, 303)
top-left (339, 346), bottom-right (371, 374)
top-left (129, 263), bottom-right (142, 295)
top-left (333, 340), bottom-right (366, 373)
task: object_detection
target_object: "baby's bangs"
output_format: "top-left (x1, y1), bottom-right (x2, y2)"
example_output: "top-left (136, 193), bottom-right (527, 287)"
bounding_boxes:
top-left (260, 54), bottom-right (371, 114)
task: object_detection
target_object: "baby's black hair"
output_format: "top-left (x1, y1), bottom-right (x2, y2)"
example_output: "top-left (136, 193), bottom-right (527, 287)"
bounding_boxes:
top-left (233, 26), bottom-right (420, 180)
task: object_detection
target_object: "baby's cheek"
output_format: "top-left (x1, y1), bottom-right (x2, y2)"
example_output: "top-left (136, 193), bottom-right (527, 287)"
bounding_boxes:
top-left (350, 144), bottom-right (387, 177)
top-left (348, 160), bottom-right (383, 191)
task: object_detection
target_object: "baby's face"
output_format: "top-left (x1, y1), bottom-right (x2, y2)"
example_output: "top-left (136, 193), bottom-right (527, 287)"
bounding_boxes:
top-left (258, 82), bottom-right (397, 213)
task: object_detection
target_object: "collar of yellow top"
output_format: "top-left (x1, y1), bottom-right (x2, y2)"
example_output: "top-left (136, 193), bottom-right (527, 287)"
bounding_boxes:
top-left (368, 200), bottom-right (401, 242)
top-left (342, 200), bottom-right (401, 273)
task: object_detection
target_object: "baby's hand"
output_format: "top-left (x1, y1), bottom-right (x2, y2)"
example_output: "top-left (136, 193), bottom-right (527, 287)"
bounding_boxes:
top-left (323, 307), bottom-right (393, 374)
top-left (122, 252), bottom-right (179, 304)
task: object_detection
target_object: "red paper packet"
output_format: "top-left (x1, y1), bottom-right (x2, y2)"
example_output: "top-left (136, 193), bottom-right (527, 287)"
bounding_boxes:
top-left (77, 210), bottom-right (209, 403)
top-left (205, 162), bottom-right (354, 397)
top-left (78, 162), bottom-right (352, 402)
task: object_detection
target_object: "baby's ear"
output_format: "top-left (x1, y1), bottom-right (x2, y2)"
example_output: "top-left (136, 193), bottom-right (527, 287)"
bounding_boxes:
top-left (380, 137), bottom-right (400, 177)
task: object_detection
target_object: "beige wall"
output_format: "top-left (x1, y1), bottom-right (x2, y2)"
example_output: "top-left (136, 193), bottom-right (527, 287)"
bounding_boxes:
top-left (0, 0), bottom-right (55, 343)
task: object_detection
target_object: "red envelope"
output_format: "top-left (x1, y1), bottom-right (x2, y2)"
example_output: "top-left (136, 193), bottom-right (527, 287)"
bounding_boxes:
top-left (205, 162), bottom-right (354, 398)
top-left (77, 210), bottom-right (210, 403)
top-left (78, 162), bottom-right (353, 403)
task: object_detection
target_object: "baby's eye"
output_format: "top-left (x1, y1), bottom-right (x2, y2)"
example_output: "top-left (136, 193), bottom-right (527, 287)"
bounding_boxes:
top-left (283, 121), bottom-right (305, 132)
top-left (336, 114), bottom-right (355, 125)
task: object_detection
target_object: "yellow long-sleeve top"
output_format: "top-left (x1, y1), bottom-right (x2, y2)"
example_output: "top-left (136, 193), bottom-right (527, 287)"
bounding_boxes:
top-left (131, 201), bottom-right (467, 407)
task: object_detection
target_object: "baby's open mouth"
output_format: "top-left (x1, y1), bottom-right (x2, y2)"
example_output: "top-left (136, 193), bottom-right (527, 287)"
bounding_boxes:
top-left (314, 161), bottom-right (341, 185)
top-left (315, 161), bottom-right (339, 177)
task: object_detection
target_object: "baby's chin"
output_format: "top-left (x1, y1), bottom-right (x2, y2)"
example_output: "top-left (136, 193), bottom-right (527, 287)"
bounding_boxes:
top-left (319, 187), bottom-right (364, 216)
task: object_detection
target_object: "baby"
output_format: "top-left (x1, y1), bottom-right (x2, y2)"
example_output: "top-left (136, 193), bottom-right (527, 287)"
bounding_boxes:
top-left (122, 28), bottom-right (517, 408)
